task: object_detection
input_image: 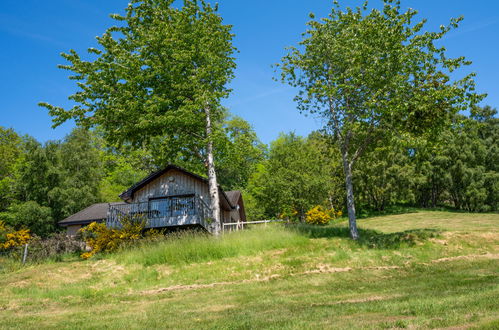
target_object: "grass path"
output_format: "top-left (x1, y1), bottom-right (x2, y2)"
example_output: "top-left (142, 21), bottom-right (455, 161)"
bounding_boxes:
top-left (0, 210), bottom-right (498, 329)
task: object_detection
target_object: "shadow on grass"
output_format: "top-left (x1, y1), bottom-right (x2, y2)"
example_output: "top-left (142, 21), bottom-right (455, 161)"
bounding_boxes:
top-left (289, 224), bottom-right (441, 249)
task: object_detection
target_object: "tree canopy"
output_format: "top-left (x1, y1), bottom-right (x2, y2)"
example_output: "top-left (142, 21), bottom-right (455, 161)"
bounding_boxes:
top-left (278, 0), bottom-right (484, 239)
top-left (39, 0), bottom-right (238, 233)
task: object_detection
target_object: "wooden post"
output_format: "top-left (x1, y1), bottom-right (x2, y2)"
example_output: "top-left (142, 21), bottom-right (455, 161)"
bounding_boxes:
top-left (22, 243), bottom-right (28, 264)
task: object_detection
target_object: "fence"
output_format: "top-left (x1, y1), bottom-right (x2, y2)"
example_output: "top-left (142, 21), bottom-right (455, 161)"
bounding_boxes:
top-left (222, 219), bottom-right (286, 232)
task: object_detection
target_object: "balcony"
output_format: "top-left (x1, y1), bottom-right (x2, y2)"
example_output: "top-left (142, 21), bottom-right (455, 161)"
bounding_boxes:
top-left (106, 194), bottom-right (212, 231)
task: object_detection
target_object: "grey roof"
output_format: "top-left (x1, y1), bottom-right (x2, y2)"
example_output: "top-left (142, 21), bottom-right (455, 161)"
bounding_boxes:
top-left (59, 203), bottom-right (118, 226)
top-left (225, 191), bottom-right (242, 206)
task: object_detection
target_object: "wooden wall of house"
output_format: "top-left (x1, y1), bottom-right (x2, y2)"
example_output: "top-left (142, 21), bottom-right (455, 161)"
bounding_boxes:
top-left (230, 208), bottom-right (240, 222)
top-left (132, 169), bottom-right (211, 204)
top-left (66, 225), bottom-right (82, 237)
top-left (130, 169), bottom-right (233, 224)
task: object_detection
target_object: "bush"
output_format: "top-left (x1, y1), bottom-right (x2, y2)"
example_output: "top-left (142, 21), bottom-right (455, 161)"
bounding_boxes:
top-left (23, 232), bottom-right (84, 262)
top-left (305, 205), bottom-right (341, 225)
top-left (0, 221), bottom-right (31, 251)
top-left (79, 215), bottom-right (146, 259)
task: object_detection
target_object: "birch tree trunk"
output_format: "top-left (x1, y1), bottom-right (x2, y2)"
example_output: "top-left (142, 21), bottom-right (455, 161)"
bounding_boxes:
top-left (341, 152), bottom-right (360, 240)
top-left (204, 105), bottom-right (221, 235)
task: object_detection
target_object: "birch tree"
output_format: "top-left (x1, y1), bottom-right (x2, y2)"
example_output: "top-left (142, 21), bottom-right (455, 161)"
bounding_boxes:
top-left (40, 0), bottom-right (236, 234)
top-left (278, 0), bottom-right (484, 239)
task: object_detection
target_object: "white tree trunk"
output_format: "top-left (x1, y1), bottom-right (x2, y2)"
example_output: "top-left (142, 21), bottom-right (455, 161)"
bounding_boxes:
top-left (341, 152), bottom-right (360, 240)
top-left (204, 105), bottom-right (221, 235)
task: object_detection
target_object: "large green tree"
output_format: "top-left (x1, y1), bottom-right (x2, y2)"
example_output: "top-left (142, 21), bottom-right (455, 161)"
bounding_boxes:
top-left (354, 137), bottom-right (415, 211)
top-left (40, 0), bottom-right (236, 234)
top-left (247, 132), bottom-right (341, 221)
top-left (0, 127), bottom-right (22, 211)
top-left (215, 116), bottom-right (267, 191)
top-left (278, 0), bottom-right (483, 239)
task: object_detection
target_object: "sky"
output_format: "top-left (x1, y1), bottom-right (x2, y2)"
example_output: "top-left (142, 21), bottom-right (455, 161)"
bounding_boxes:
top-left (0, 0), bottom-right (498, 145)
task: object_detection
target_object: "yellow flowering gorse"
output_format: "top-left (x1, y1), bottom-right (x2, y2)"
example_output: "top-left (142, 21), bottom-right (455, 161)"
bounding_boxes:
top-left (0, 221), bottom-right (31, 250)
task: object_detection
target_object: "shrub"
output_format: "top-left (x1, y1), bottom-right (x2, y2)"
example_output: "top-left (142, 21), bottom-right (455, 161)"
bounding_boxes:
top-left (279, 207), bottom-right (299, 222)
top-left (79, 215), bottom-right (146, 259)
top-left (0, 221), bottom-right (31, 251)
top-left (305, 205), bottom-right (341, 225)
top-left (23, 233), bottom-right (84, 262)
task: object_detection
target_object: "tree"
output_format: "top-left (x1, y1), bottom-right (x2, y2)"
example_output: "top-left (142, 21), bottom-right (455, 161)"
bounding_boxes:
top-left (14, 137), bottom-right (61, 208)
top-left (354, 137), bottom-right (415, 211)
top-left (1, 201), bottom-right (54, 237)
top-left (247, 132), bottom-right (341, 221)
top-left (278, 0), bottom-right (483, 239)
top-left (0, 127), bottom-right (21, 211)
top-left (48, 128), bottom-right (103, 220)
top-left (215, 116), bottom-right (266, 191)
top-left (13, 129), bottom-right (103, 228)
top-left (40, 0), bottom-right (236, 234)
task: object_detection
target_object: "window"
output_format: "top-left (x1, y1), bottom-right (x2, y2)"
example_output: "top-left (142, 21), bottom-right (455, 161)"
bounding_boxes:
top-left (149, 195), bottom-right (195, 218)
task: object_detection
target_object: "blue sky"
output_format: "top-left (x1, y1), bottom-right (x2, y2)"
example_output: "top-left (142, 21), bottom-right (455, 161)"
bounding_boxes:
top-left (1, 0), bottom-right (498, 144)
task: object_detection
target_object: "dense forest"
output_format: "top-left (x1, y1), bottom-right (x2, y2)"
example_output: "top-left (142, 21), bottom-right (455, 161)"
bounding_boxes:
top-left (0, 106), bottom-right (497, 237)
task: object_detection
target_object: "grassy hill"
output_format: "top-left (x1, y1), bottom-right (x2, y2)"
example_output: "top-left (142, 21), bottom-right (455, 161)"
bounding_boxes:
top-left (0, 211), bottom-right (498, 329)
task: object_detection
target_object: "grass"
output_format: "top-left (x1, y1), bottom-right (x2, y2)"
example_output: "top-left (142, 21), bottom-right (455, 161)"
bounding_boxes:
top-left (0, 210), bottom-right (497, 329)
top-left (115, 226), bottom-right (308, 266)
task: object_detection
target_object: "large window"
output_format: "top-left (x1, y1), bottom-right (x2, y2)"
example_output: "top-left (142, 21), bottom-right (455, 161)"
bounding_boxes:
top-left (149, 195), bottom-right (195, 218)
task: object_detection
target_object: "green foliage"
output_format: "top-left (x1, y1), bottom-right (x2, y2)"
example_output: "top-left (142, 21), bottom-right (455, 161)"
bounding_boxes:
top-left (12, 128), bottom-right (103, 228)
top-left (354, 137), bottom-right (416, 211)
top-left (215, 116), bottom-right (267, 191)
top-left (1, 201), bottom-right (54, 237)
top-left (48, 128), bottom-right (103, 220)
top-left (278, 1), bottom-right (483, 139)
top-left (0, 127), bottom-right (21, 211)
top-left (277, 0), bottom-right (485, 238)
top-left (40, 0), bottom-right (236, 169)
top-left (246, 132), bottom-right (342, 220)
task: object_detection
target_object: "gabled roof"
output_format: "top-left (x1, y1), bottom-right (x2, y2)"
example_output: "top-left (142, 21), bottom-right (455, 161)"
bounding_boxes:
top-left (59, 203), bottom-right (120, 226)
top-left (225, 190), bottom-right (242, 206)
top-left (226, 190), bottom-right (246, 222)
top-left (119, 164), bottom-right (235, 208)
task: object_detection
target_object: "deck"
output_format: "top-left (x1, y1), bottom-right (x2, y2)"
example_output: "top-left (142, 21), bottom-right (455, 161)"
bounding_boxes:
top-left (106, 195), bottom-right (212, 232)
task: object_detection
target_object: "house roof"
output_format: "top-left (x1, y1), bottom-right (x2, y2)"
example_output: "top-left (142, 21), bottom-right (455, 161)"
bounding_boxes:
top-left (225, 190), bottom-right (242, 206)
top-left (225, 190), bottom-right (246, 222)
top-left (59, 202), bottom-right (119, 226)
top-left (119, 164), bottom-right (235, 208)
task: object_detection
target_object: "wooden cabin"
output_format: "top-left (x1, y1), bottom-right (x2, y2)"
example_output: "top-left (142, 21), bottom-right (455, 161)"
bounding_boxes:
top-left (59, 165), bottom-right (246, 235)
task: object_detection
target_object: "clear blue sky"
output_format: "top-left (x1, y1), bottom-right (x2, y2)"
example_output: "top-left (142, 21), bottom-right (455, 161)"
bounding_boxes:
top-left (1, 0), bottom-right (498, 144)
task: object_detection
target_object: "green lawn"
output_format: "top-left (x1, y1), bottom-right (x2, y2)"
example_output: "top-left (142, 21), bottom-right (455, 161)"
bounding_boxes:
top-left (0, 211), bottom-right (498, 329)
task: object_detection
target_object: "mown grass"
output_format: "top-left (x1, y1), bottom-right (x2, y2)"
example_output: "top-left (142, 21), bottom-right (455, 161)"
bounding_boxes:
top-left (0, 210), bottom-right (497, 329)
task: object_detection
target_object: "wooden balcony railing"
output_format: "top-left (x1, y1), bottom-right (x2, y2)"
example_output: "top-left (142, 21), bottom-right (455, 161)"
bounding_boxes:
top-left (107, 195), bottom-right (212, 231)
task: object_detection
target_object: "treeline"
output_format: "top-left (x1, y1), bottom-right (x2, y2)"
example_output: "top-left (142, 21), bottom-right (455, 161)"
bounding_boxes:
top-left (245, 106), bottom-right (499, 219)
top-left (0, 107), bottom-right (497, 236)
top-left (0, 116), bottom-right (265, 237)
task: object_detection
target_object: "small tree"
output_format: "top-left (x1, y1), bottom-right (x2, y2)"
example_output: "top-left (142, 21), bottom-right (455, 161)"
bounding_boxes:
top-left (278, 0), bottom-right (484, 239)
top-left (40, 0), bottom-right (236, 235)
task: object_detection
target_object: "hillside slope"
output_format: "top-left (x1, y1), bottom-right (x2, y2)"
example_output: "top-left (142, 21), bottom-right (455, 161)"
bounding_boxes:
top-left (0, 211), bottom-right (498, 329)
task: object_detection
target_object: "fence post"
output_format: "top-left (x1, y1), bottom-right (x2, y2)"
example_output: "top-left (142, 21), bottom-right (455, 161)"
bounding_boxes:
top-left (22, 243), bottom-right (28, 264)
